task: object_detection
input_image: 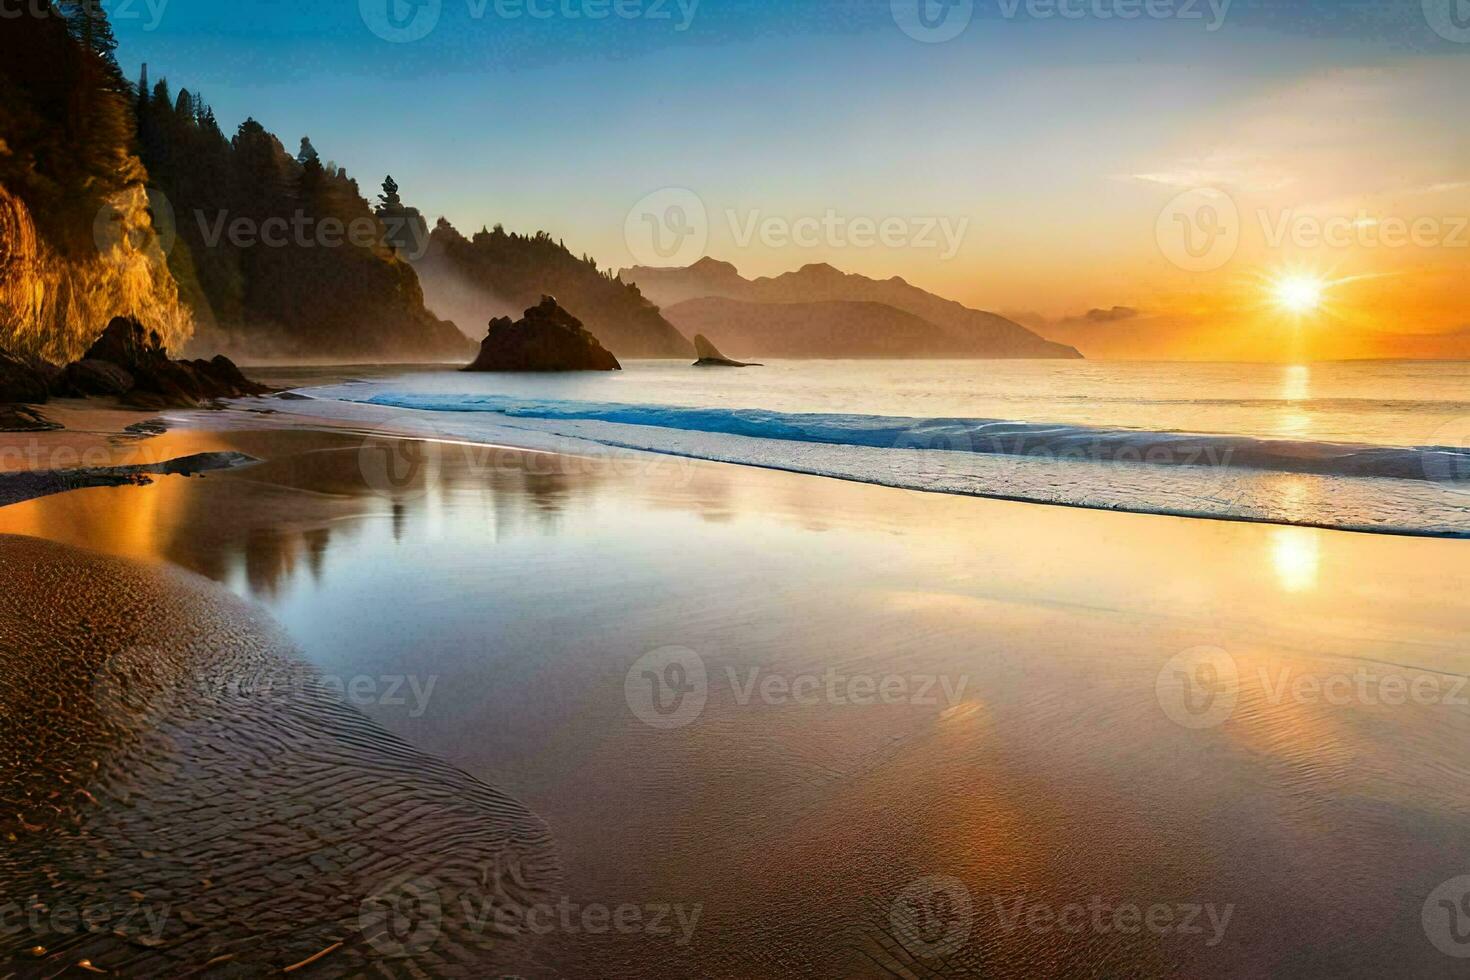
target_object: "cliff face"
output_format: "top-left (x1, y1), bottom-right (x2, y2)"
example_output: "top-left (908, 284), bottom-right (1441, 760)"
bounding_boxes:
top-left (0, 184), bottom-right (192, 365)
top-left (1, 2), bottom-right (471, 367)
top-left (0, 0), bottom-right (193, 364)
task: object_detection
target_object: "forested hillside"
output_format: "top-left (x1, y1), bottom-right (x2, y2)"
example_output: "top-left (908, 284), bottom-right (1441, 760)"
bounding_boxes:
top-left (419, 220), bottom-right (692, 358)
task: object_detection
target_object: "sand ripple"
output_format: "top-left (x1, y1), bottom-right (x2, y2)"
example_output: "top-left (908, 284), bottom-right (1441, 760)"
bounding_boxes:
top-left (0, 534), bottom-right (560, 976)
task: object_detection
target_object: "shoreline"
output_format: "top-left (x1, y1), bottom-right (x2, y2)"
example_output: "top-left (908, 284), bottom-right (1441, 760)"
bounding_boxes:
top-left (5, 393), bottom-right (1469, 538)
top-left (0, 533), bottom-right (561, 975)
top-left (256, 392), bottom-right (1470, 541)
top-left (4, 401), bottom-right (1470, 975)
top-left (5, 374), bottom-right (1469, 540)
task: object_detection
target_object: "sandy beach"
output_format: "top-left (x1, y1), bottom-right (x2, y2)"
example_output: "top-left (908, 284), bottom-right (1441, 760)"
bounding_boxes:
top-left (0, 526), bottom-right (561, 976)
top-left (2, 402), bottom-right (1469, 977)
top-left (7, 1), bottom-right (1470, 973)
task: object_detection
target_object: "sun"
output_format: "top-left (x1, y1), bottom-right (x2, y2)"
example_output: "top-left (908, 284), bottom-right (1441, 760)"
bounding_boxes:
top-left (1274, 275), bottom-right (1326, 314)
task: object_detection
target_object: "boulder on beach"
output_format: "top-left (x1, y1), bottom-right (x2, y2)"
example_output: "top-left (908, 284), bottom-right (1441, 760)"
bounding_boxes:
top-left (464, 295), bottom-right (621, 372)
top-left (0, 404), bottom-right (60, 432)
top-left (57, 358), bottom-right (134, 396)
top-left (52, 316), bottom-right (270, 407)
top-left (0, 349), bottom-right (58, 404)
top-left (693, 333), bottom-right (761, 368)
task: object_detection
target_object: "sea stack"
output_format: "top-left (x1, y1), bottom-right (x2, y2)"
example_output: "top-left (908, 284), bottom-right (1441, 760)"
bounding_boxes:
top-left (692, 333), bottom-right (760, 368)
top-left (464, 295), bottom-right (621, 372)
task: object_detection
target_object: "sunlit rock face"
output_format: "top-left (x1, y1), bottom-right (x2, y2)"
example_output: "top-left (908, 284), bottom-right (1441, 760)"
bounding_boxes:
top-left (0, 182), bottom-right (192, 363)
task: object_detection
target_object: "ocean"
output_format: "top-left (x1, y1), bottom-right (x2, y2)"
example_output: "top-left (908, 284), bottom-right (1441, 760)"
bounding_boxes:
top-left (282, 359), bottom-right (1470, 537)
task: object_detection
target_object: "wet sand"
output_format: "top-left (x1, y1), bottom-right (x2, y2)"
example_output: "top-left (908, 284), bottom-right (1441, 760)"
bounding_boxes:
top-left (0, 400), bottom-right (183, 474)
top-left (0, 534), bottom-right (559, 976)
top-left (3, 414), bottom-right (1470, 976)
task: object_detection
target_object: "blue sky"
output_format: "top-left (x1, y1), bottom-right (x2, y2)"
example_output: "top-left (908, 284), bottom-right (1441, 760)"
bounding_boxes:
top-left (110, 0), bottom-right (1470, 353)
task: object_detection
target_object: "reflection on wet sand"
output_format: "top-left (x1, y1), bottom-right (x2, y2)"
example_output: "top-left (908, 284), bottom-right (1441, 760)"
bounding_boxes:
top-left (3, 424), bottom-right (1470, 976)
top-left (0, 534), bottom-right (560, 977)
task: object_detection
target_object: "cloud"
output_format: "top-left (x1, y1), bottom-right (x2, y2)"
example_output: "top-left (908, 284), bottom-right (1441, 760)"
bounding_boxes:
top-left (1126, 160), bottom-right (1295, 193)
top-left (1126, 62), bottom-right (1470, 204)
top-left (1084, 306), bottom-right (1139, 323)
top-left (1005, 306), bottom-right (1144, 329)
top-left (1416, 180), bottom-right (1470, 195)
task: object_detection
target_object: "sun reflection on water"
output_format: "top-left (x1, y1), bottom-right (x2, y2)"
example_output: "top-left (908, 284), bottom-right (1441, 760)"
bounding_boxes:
top-left (1269, 525), bottom-right (1320, 593)
top-left (1277, 364), bottom-right (1312, 438)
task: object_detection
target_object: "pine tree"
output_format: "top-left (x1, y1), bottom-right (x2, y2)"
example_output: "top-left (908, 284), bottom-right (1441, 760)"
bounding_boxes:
top-left (59, 0), bottom-right (124, 89)
top-left (379, 175), bottom-right (402, 211)
top-left (198, 105), bottom-right (223, 142)
top-left (295, 136), bottom-right (325, 207)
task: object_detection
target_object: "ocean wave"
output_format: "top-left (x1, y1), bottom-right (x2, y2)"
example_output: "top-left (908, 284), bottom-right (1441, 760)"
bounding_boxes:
top-left (356, 392), bottom-right (1470, 485)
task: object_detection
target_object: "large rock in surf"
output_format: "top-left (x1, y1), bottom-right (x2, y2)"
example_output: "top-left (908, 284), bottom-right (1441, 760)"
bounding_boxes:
top-left (464, 295), bottom-right (621, 372)
top-left (692, 333), bottom-right (760, 368)
top-left (52, 316), bottom-right (270, 407)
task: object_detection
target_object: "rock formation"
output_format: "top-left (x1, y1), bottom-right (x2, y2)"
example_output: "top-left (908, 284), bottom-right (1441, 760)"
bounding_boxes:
top-left (692, 333), bottom-right (761, 368)
top-left (51, 316), bottom-right (271, 408)
top-left (0, 405), bottom-right (60, 432)
top-left (464, 296), bottom-right (621, 372)
top-left (0, 349), bottom-right (57, 404)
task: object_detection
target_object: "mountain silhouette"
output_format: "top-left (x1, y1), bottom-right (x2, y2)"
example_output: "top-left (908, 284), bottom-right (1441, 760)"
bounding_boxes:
top-left (665, 298), bottom-right (961, 358)
top-left (622, 259), bottom-right (1081, 359)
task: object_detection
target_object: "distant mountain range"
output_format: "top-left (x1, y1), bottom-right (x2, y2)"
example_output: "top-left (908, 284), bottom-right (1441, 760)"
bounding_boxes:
top-left (663, 298), bottom-right (957, 359)
top-left (621, 258), bottom-right (1082, 359)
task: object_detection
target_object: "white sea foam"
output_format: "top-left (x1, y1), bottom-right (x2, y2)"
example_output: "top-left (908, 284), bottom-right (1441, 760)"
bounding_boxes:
top-left (279, 373), bottom-right (1470, 537)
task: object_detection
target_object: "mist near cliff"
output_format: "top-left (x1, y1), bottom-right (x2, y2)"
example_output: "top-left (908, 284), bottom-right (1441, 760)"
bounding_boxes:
top-left (410, 249), bottom-right (518, 343)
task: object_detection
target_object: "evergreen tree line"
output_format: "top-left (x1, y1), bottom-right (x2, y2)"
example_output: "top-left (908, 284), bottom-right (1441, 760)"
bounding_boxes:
top-left (0, 0), bottom-right (138, 255)
top-left (3, 0), bottom-right (688, 358)
top-left (133, 77), bottom-right (468, 357)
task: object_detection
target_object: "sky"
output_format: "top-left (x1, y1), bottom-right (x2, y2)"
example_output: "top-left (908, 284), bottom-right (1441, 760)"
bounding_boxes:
top-left (112, 0), bottom-right (1470, 360)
